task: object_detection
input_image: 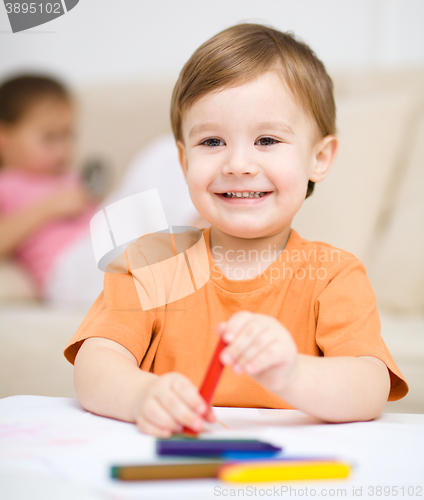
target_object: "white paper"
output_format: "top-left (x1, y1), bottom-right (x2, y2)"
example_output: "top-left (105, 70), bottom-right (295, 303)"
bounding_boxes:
top-left (1, 396), bottom-right (423, 500)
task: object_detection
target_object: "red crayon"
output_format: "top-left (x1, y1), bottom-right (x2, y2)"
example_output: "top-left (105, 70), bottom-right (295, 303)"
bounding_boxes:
top-left (182, 335), bottom-right (227, 435)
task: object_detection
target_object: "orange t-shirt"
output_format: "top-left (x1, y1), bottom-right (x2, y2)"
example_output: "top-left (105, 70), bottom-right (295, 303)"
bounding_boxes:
top-left (64, 226), bottom-right (408, 407)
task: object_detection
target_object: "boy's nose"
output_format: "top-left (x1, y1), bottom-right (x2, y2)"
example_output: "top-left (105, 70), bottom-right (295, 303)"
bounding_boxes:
top-left (222, 151), bottom-right (259, 176)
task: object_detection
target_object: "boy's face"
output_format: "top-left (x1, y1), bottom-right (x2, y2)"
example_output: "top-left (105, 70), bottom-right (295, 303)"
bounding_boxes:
top-left (0, 98), bottom-right (74, 175)
top-left (177, 70), bottom-right (337, 240)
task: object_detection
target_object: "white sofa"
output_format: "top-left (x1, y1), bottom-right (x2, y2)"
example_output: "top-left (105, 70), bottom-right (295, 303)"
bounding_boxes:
top-left (1, 69), bottom-right (423, 412)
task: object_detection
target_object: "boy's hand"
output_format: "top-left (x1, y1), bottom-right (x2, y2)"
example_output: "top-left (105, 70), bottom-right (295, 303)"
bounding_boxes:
top-left (133, 372), bottom-right (216, 438)
top-left (218, 311), bottom-right (298, 393)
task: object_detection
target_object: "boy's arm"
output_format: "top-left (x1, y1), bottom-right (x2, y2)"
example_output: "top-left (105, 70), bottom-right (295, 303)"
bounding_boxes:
top-left (219, 312), bottom-right (391, 423)
top-left (74, 337), bottom-right (157, 423)
top-left (74, 337), bottom-right (216, 435)
top-left (276, 354), bottom-right (390, 422)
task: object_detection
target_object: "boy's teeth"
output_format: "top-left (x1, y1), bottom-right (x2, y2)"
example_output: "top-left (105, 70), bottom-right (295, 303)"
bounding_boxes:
top-left (224, 191), bottom-right (266, 198)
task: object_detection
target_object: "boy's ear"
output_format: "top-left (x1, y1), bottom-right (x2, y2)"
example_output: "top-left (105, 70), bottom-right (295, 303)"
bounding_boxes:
top-left (176, 140), bottom-right (188, 183)
top-left (309, 134), bottom-right (338, 183)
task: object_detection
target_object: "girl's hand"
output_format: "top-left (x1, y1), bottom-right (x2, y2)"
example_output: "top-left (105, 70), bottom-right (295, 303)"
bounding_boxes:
top-left (132, 372), bottom-right (216, 438)
top-left (218, 311), bottom-right (298, 394)
top-left (46, 185), bottom-right (91, 219)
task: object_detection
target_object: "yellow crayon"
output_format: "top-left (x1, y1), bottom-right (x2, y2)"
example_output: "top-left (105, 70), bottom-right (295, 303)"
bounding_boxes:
top-left (218, 460), bottom-right (351, 483)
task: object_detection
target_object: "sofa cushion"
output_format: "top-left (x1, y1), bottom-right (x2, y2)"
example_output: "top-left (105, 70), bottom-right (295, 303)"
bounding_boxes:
top-left (369, 111), bottom-right (424, 312)
top-left (0, 304), bottom-right (86, 398)
top-left (292, 89), bottom-right (415, 263)
top-left (0, 260), bottom-right (37, 302)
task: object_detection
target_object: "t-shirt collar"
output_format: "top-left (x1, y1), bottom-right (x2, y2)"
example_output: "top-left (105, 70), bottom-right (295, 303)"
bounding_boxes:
top-left (202, 226), bottom-right (300, 293)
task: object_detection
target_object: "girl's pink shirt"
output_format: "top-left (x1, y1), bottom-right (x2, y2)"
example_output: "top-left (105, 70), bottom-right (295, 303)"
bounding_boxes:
top-left (0, 168), bottom-right (98, 293)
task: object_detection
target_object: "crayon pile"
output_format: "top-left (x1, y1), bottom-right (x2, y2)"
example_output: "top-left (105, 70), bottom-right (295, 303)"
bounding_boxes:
top-left (111, 338), bottom-right (350, 482)
top-left (111, 435), bottom-right (350, 482)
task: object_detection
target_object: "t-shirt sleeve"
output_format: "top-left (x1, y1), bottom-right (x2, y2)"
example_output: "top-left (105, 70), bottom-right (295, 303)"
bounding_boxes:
top-left (315, 257), bottom-right (408, 401)
top-left (63, 245), bottom-right (157, 366)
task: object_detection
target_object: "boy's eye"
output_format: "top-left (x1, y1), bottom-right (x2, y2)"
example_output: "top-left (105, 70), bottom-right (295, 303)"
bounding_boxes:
top-left (201, 138), bottom-right (224, 147)
top-left (257, 137), bottom-right (279, 146)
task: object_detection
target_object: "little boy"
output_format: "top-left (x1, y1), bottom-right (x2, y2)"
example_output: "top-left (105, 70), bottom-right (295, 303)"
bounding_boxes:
top-left (64, 23), bottom-right (408, 437)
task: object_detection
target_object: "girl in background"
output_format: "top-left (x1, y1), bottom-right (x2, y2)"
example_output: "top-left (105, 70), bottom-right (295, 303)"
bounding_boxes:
top-left (0, 75), bottom-right (203, 306)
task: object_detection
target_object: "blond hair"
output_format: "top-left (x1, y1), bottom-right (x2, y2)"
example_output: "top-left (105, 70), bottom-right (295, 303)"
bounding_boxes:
top-left (170, 23), bottom-right (336, 197)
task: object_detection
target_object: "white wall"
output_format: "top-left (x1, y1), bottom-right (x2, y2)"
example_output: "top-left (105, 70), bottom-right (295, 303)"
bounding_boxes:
top-left (0, 0), bottom-right (423, 88)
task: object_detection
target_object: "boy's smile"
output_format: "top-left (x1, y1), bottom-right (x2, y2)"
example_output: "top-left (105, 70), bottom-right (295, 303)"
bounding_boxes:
top-left (177, 69), bottom-right (337, 263)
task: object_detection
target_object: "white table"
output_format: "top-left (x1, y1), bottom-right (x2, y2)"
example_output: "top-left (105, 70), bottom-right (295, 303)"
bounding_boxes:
top-left (1, 396), bottom-right (423, 500)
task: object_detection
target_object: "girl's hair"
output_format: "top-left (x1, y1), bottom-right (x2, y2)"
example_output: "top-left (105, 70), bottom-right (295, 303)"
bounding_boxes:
top-left (0, 74), bottom-right (71, 125)
top-left (170, 23), bottom-right (337, 198)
